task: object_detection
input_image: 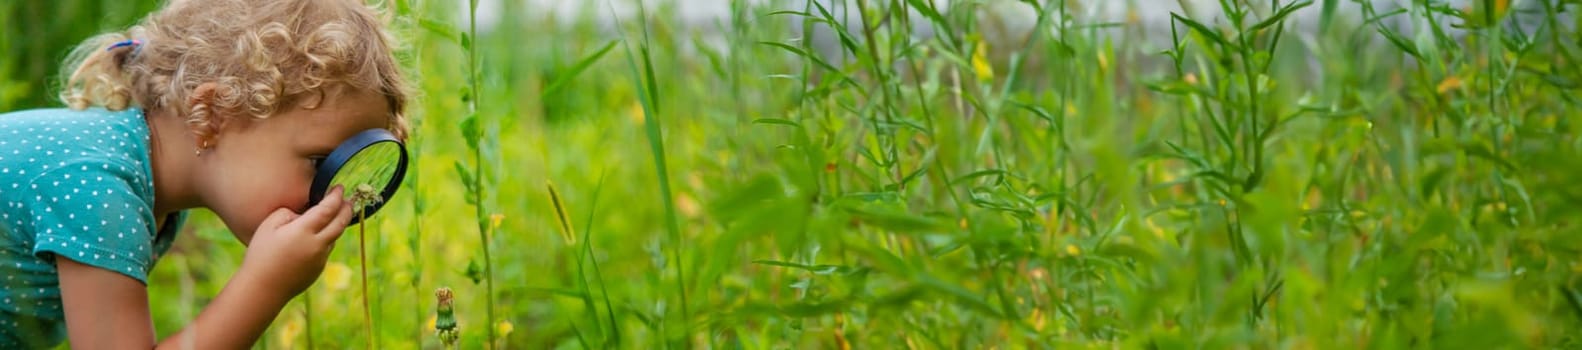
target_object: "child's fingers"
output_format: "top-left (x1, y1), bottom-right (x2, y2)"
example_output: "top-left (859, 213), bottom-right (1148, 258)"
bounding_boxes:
top-left (317, 202), bottom-right (354, 242)
top-left (291, 186), bottom-right (344, 231)
top-left (258, 207), bottom-right (300, 231)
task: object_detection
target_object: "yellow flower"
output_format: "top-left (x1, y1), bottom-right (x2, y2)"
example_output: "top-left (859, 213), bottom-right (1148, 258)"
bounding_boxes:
top-left (426, 314), bottom-right (437, 330)
top-left (1145, 218), bottom-right (1166, 239)
top-left (276, 316), bottom-right (303, 348)
top-left (1436, 75), bottom-right (1462, 94)
top-left (675, 192), bottom-right (700, 219)
top-left (1029, 308), bottom-right (1046, 331)
top-left (322, 262), bottom-right (351, 291)
top-left (628, 101), bottom-right (646, 124)
top-left (1065, 244), bottom-right (1081, 256)
top-left (970, 40), bottom-right (994, 82)
top-left (489, 213), bottom-right (505, 230)
top-left (496, 320), bottom-right (515, 337)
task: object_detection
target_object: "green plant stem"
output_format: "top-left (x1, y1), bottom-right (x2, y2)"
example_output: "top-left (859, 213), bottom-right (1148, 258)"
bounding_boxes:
top-left (464, 0), bottom-right (497, 347)
top-left (304, 293), bottom-right (314, 350)
top-left (359, 210), bottom-right (373, 349)
top-left (477, 209), bottom-right (495, 348)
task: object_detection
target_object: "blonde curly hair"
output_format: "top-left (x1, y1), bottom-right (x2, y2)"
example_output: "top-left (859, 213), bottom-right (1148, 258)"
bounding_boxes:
top-left (58, 0), bottom-right (409, 141)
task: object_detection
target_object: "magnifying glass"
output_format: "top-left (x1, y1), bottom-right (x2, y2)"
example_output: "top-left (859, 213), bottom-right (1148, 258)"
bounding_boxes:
top-left (305, 129), bottom-right (409, 225)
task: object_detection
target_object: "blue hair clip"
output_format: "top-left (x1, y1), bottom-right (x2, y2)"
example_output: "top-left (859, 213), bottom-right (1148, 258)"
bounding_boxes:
top-left (106, 39), bottom-right (143, 52)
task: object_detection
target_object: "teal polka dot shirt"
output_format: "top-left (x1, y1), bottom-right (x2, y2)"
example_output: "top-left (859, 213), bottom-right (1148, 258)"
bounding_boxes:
top-left (0, 107), bottom-right (187, 348)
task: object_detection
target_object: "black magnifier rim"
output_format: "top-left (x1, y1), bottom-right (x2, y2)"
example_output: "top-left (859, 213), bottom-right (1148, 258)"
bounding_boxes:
top-left (306, 128), bottom-right (408, 225)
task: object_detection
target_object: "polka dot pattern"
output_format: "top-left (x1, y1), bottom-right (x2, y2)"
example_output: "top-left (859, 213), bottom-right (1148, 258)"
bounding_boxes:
top-left (0, 107), bottom-right (187, 346)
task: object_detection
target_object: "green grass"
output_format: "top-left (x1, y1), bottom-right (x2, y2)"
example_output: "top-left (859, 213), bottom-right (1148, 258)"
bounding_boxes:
top-left (7, 0), bottom-right (1582, 348)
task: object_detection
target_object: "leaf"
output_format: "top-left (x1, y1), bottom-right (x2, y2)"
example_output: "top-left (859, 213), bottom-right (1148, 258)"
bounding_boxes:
top-left (619, 22), bottom-right (691, 324)
top-left (1098, 240), bottom-right (1160, 265)
top-left (919, 275), bottom-right (1004, 319)
top-left (902, 0), bottom-right (950, 32)
top-left (547, 181), bottom-right (577, 246)
top-left (871, 284), bottom-right (929, 310)
top-left (809, 1), bottom-right (865, 56)
top-left (1249, 1), bottom-right (1315, 33)
top-left (1319, 0), bottom-right (1340, 33)
top-left (1171, 13), bottom-right (1231, 48)
top-left (1375, 26), bottom-right (1422, 58)
top-left (751, 118), bottom-right (802, 128)
top-left (1459, 141), bottom-right (1518, 171)
top-left (464, 259), bottom-right (484, 284)
top-left (1008, 101), bottom-right (1056, 123)
top-left (1423, 138), bottom-right (1518, 171)
top-left (417, 18), bottom-right (460, 44)
top-left (889, 153), bottom-right (934, 191)
top-left (751, 260), bottom-right (868, 275)
top-left (454, 161), bottom-right (478, 205)
top-left (741, 300), bottom-right (852, 318)
top-left (542, 40), bottom-right (619, 98)
top-left (1145, 80), bottom-right (1202, 96)
top-left (757, 41), bottom-right (847, 79)
top-left (951, 169), bottom-right (1012, 185)
top-left (759, 10), bottom-right (810, 19)
top-left (1564, 286), bottom-right (1582, 321)
top-left (840, 204), bottom-right (952, 233)
top-left (460, 113), bottom-right (481, 150)
top-left (1420, 166), bottom-right (1450, 198)
top-left (639, 46), bottom-right (661, 114)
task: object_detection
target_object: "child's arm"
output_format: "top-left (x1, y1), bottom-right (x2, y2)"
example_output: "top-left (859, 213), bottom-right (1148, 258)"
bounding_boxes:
top-left (57, 187), bottom-right (354, 349)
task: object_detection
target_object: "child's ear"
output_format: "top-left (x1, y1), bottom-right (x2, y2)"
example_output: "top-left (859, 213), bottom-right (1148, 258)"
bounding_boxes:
top-left (186, 82), bottom-right (226, 151)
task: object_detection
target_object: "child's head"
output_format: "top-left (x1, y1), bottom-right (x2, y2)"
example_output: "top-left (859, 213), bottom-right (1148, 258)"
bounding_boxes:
top-left (56, 0), bottom-right (410, 240)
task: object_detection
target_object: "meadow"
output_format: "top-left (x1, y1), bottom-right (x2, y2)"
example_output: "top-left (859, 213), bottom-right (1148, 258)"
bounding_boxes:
top-left (4, 0), bottom-right (1582, 348)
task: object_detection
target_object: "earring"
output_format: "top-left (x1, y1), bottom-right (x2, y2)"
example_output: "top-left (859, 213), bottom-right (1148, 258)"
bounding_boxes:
top-left (195, 140), bottom-right (209, 156)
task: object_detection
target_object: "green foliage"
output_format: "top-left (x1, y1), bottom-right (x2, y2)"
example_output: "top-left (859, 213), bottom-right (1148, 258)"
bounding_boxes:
top-left (5, 0), bottom-right (1581, 348)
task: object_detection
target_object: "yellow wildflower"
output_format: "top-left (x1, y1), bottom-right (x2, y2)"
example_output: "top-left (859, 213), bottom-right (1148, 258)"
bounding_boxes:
top-left (970, 40), bottom-right (994, 82)
top-left (496, 320), bottom-right (515, 337)
top-left (322, 262), bottom-right (351, 291)
top-left (1436, 75), bottom-right (1462, 94)
top-left (1144, 217), bottom-right (1166, 239)
top-left (489, 213), bottom-right (505, 230)
top-left (276, 316), bottom-right (303, 348)
top-left (628, 101), bottom-right (646, 124)
top-left (676, 192), bottom-right (700, 219)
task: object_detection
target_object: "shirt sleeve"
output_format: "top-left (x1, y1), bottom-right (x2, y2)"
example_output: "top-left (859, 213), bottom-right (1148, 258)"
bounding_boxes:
top-left (24, 160), bottom-right (158, 284)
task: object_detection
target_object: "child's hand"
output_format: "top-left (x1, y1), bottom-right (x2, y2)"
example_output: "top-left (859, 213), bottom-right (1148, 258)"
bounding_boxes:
top-left (238, 186), bottom-right (354, 300)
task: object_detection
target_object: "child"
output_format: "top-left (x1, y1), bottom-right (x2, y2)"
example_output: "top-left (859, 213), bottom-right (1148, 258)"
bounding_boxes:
top-left (0, 0), bottom-right (410, 347)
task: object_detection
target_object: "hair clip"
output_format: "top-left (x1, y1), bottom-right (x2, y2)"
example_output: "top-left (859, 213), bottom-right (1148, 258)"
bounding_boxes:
top-left (107, 39), bottom-right (144, 52)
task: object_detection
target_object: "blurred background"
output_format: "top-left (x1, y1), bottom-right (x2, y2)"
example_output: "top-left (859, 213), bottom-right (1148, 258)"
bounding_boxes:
top-left (5, 0), bottom-right (1582, 349)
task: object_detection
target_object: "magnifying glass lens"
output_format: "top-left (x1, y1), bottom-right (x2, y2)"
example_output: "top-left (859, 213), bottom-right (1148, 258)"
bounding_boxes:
top-left (306, 129), bottom-right (409, 224)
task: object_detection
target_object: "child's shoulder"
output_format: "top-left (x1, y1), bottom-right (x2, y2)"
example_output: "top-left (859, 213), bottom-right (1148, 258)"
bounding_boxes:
top-left (0, 107), bottom-right (154, 197)
top-left (0, 107), bottom-right (171, 285)
top-left (0, 107), bottom-right (145, 130)
top-left (0, 107), bottom-right (150, 154)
